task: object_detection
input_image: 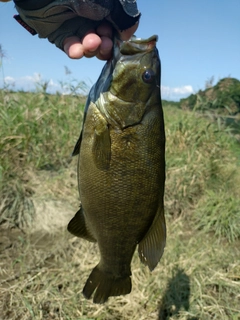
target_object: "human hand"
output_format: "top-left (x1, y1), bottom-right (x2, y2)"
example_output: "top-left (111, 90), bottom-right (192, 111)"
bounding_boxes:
top-left (13, 0), bottom-right (140, 61)
top-left (63, 21), bottom-right (139, 60)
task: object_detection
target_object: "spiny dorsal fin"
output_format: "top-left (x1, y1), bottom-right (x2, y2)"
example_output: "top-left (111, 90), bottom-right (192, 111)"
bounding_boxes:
top-left (138, 207), bottom-right (166, 271)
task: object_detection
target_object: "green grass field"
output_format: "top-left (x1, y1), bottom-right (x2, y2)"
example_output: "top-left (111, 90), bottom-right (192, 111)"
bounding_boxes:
top-left (0, 89), bottom-right (240, 319)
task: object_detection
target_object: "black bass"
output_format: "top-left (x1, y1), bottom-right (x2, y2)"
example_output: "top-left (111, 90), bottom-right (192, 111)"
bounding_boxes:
top-left (68, 35), bottom-right (166, 304)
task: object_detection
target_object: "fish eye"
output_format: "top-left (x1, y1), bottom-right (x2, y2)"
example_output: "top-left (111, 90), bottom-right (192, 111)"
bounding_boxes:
top-left (142, 69), bottom-right (155, 83)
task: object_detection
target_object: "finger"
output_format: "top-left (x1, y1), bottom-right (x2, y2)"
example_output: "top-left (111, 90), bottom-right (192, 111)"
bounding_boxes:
top-left (81, 32), bottom-right (102, 58)
top-left (63, 32), bottom-right (102, 59)
top-left (96, 36), bottom-right (113, 60)
top-left (96, 21), bottom-right (113, 38)
top-left (63, 36), bottom-right (84, 59)
top-left (82, 32), bottom-right (102, 52)
top-left (83, 48), bottom-right (99, 58)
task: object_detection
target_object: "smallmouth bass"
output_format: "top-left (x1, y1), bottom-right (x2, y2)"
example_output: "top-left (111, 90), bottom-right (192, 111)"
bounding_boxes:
top-left (68, 34), bottom-right (166, 304)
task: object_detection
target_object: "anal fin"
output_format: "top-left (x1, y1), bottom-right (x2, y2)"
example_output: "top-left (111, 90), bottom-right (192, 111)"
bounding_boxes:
top-left (67, 206), bottom-right (96, 242)
top-left (138, 207), bottom-right (166, 271)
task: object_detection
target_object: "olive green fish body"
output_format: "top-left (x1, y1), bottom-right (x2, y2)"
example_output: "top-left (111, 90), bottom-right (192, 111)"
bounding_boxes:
top-left (68, 35), bottom-right (166, 304)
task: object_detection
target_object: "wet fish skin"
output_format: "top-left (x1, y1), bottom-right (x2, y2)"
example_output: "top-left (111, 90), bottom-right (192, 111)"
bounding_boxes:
top-left (68, 35), bottom-right (166, 304)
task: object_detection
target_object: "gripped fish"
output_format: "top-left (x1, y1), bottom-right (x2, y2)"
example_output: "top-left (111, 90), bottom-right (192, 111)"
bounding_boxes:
top-left (68, 34), bottom-right (166, 304)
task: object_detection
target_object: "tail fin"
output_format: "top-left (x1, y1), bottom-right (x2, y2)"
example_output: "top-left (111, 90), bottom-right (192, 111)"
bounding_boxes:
top-left (82, 265), bottom-right (132, 304)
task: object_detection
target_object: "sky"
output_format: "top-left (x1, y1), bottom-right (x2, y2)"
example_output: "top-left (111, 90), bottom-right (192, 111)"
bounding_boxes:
top-left (0, 0), bottom-right (240, 100)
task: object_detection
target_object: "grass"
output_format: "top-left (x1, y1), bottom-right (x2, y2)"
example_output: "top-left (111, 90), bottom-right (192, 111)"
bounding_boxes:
top-left (180, 77), bottom-right (240, 115)
top-left (0, 90), bottom-right (240, 319)
top-left (1, 223), bottom-right (239, 319)
top-left (195, 190), bottom-right (240, 242)
top-left (0, 90), bottom-right (84, 228)
top-left (0, 90), bottom-right (84, 173)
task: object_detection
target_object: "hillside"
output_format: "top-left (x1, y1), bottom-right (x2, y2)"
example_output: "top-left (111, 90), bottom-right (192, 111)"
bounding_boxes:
top-left (180, 77), bottom-right (240, 115)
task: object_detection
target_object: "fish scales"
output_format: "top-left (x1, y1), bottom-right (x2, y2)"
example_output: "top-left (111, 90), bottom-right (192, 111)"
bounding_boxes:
top-left (68, 35), bottom-right (166, 304)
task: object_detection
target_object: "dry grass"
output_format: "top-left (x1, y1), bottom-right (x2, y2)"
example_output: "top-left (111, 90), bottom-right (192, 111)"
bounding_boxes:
top-left (0, 219), bottom-right (239, 320)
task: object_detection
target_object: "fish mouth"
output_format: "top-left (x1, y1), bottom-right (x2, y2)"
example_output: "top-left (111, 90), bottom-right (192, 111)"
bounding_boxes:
top-left (130, 35), bottom-right (158, 43)
top-left (119, 35), bottom-right (158, 55)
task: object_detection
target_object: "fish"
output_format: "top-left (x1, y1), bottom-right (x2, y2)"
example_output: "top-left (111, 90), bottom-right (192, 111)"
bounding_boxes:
top-left (68, 34), bottom-right (166, 304)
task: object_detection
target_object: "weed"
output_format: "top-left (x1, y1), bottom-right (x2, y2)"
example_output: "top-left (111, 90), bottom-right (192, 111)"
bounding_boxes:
top-left (164, 105), bottom-right (240, 223)
top-left (0, 89), bottom-right (84, 227)
top-left (195, 190), bottom-right (240, 242)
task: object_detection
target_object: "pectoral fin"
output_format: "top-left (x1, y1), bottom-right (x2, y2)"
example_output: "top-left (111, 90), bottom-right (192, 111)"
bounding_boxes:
top-left (67, 206), bottom-right (96, 242)
top-left (138, 207), bottom-right (166, 271)
top-left (92, 115), bottom-right (111, 170)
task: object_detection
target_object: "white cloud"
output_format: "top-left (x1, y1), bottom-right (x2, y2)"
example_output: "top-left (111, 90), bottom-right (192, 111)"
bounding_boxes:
top-left (1, 73), bottom-right (61, 92)
top-left (48, 79), bottom-right (59, 88)
top-left (4, 76), bottom-right (15, 84)
top-left (172, 85), bottom-right (194, 94)
top-left (161, 85), bottom-right (194, 100)
top-left (21, 73), bottom-right (41, 83)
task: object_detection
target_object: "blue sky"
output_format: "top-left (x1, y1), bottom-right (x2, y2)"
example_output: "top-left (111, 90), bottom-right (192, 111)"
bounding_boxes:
top-left (1, 0), bottom-right (240, 100)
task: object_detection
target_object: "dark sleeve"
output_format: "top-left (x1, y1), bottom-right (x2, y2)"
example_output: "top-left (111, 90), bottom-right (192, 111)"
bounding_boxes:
top-left (109, 0), bottom-right (140, 31)
top-left (14, 0), bottom-right (140, 49)
top-left (14, 0), bottom-right (140, 50)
